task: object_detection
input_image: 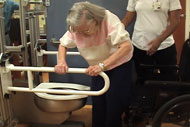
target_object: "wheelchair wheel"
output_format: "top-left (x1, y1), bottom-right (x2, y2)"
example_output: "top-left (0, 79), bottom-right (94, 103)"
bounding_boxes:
top-left (152, 94), bottom-right (190, 127)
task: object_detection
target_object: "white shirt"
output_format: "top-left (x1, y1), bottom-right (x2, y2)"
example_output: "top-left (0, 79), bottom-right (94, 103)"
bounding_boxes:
top-left (127, 0), bottom-right (182, 50)
top-left (60, 10), bottom-right (133, 70)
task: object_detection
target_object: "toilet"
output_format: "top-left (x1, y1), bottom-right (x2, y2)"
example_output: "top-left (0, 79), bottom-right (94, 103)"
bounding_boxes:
top-left (34, 82), bottom-right (90, 113)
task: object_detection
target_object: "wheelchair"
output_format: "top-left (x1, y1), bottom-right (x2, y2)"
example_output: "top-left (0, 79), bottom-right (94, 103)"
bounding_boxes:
top-left (125, 39), bottom-right (190, 127)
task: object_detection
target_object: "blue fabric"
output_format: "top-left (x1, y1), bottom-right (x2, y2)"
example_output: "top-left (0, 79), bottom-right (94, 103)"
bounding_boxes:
top-left (3, 0), bottom-right (19, 33)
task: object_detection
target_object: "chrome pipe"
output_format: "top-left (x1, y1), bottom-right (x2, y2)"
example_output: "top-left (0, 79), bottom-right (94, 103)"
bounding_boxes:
top-left (28, 12), bottom-right (37, 66)
top-left (0, 8), bottom-right (5, 53)
top-left (19, 0), bottom-right (29, 66)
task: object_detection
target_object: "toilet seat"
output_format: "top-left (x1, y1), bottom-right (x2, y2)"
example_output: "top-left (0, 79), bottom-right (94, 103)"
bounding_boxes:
top-left (35, 83), bottom-right (90, 100)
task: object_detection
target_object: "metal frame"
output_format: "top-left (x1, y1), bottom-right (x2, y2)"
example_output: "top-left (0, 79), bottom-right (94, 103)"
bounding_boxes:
top-left (0, 0), bottom-right (6, 54)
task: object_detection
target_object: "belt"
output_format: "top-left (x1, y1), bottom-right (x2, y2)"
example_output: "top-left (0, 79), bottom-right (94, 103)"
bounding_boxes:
top-left (5, 32), bottom-right (9, 35)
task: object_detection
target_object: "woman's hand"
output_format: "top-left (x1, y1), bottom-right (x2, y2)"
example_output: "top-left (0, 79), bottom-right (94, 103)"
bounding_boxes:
top-left (147, 10), bottom-right (181, 56)
top-left (54, 63), bottom-right (68, 74)
top-left (147, 38), bottom-right (161, 56)
top-left (86, 65), bottom-right (102, 76)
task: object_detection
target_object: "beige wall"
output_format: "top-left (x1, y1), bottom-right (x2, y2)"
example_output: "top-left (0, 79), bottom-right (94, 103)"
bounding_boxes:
top-left (186, 0), bottom-right (190, 40)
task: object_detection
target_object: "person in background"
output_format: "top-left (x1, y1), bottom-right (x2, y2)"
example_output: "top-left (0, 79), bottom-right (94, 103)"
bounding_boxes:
top-left (54, 1), bottom-right (133, 127)
top-left (122, 0), bottom-right (181, 81)
top-left (3, 0), bottom-right (19, 45)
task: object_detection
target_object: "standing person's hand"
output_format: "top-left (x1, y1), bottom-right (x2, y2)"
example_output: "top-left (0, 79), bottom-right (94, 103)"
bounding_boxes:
top-left (86, 65), bottom-right (102, 76)
top-left (54, 63), bottom-right (68, 74)
top-left (147, 38), bottom-right (161, 56)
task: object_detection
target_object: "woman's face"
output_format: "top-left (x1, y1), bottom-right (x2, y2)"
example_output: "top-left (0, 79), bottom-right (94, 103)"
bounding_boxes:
top-left (73, 19), bottom-right (97, 37)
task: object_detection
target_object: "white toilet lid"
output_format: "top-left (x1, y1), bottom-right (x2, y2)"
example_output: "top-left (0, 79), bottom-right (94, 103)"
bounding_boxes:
top-left (34, 83), bottom-right (90, 100)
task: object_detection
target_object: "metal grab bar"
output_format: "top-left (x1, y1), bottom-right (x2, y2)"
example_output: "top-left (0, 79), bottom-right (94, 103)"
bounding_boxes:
top-left (6, 64), bottom-right (110, 96)
top-left (41, 50), bottom-right (80, 55)
top-left (39, 50), bottom-right (80, 64)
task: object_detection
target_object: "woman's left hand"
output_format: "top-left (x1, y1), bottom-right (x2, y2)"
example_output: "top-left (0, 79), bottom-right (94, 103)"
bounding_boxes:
top-left (86, 65), bottom-right (102, 76)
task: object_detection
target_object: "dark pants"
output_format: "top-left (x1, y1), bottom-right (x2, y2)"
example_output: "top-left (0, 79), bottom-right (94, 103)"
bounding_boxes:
top-left (133, 44), bottom-right (177, 81)
top-left (91, 60), bottom-right (132, 127)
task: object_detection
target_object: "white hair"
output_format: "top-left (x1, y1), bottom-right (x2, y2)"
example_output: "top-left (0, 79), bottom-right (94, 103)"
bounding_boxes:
top-left (66, 1), bottom-right (106, 31)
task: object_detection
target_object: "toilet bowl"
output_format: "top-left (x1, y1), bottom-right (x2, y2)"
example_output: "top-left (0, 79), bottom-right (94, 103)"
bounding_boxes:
top-left (34, 82), bottom-right (90, 113)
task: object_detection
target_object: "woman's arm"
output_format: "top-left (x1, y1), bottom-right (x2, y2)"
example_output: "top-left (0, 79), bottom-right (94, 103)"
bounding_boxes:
top-left (147, 9), bottom-right (181, 55)
top-left (54, 44), bottom-right (68, 74)
top-left (103, 40), bottom-right (132, 69)
top-left (86, 40), bottom-right (132, 76)
top-left (57, 44), bottom-right (67, 64)
top-left (121, 11), bottom-right (136, 27)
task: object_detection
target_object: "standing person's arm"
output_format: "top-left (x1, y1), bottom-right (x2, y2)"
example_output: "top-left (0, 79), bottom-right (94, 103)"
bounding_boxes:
top-left (147, 9), bottom-right (181, 56)
top-left (54, 44), bottom-right (68, 74)
top-left (121, 0), bottom-right (136, 27)
top-left (121, 11), bottom-right (136, 27)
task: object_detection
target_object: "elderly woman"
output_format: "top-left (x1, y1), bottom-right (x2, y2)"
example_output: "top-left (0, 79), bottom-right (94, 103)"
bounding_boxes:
top-left (54, 1), bottom-right (133, 127)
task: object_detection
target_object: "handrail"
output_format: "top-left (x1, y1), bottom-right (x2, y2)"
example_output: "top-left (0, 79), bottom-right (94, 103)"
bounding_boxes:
top-left (41, 50), bottom-right (80, 55)
top-left (6, 64), bottom-right (110, 96)
top-left (40, 50), bottom-right (80, 64)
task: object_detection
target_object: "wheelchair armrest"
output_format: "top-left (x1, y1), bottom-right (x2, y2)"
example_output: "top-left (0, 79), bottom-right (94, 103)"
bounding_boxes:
top-left (145, 80), bottom-right (190, 88)
top-left (139, 64), bottom-right (179, 70)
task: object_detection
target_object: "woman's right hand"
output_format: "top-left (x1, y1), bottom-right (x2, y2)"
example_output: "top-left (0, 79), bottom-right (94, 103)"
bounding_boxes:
top-left (54, 63), bottom-right (68, 74)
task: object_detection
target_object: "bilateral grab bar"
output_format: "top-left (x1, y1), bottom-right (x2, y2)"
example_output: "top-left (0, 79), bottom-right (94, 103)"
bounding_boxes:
top-left (3, 64), bottom-right (110, 96)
